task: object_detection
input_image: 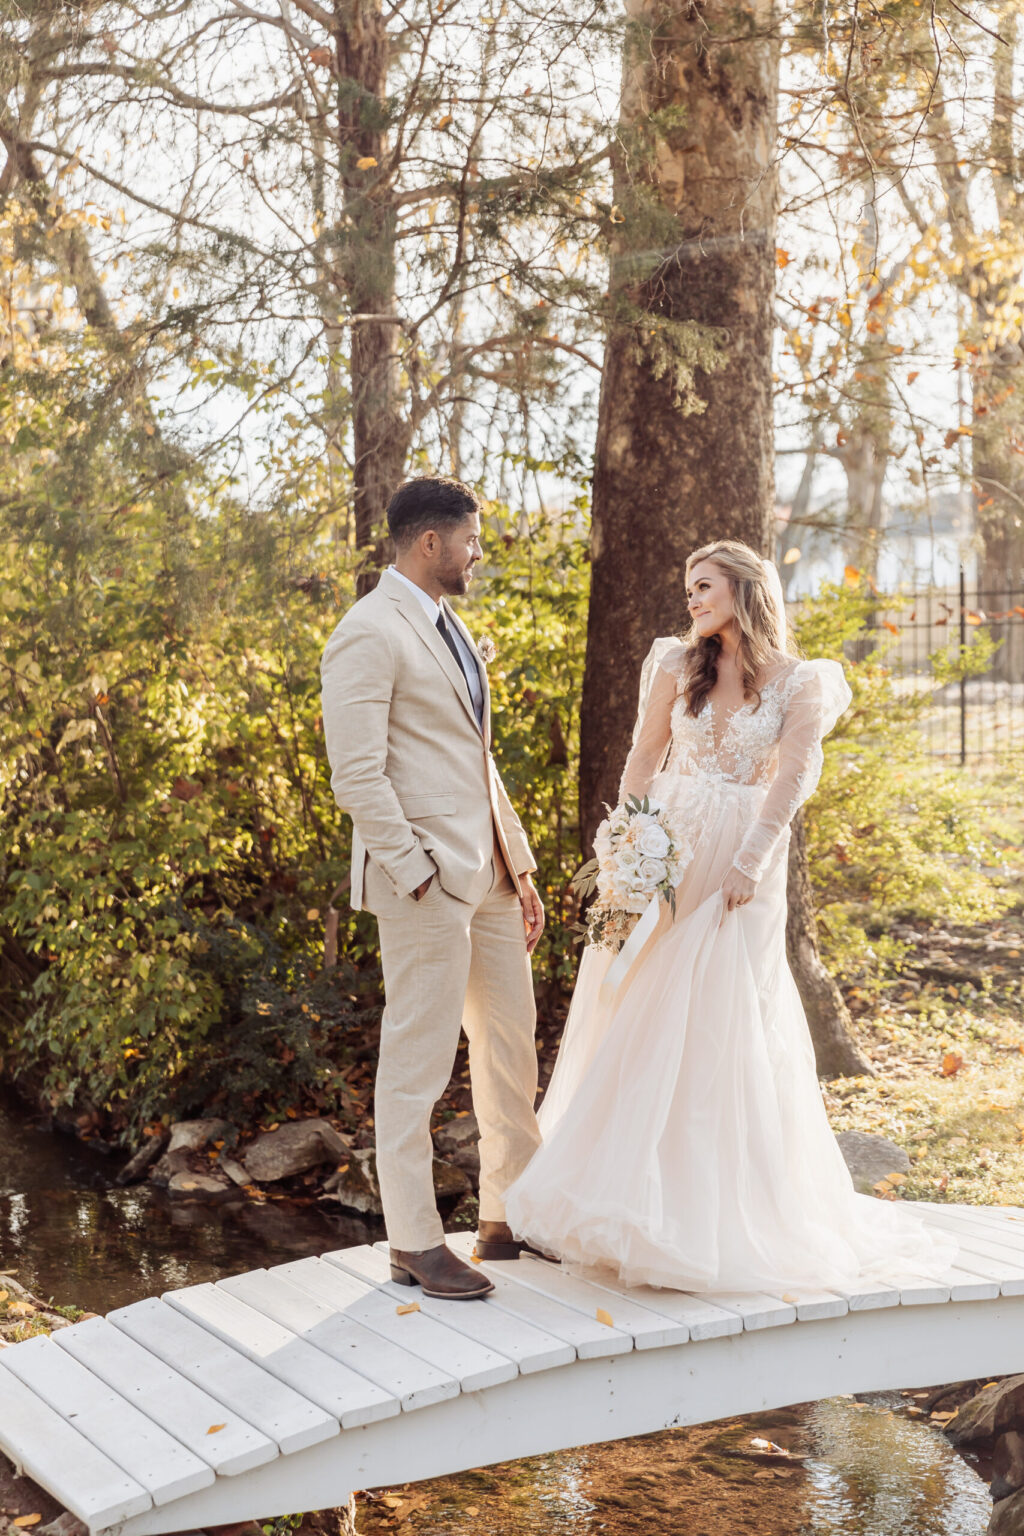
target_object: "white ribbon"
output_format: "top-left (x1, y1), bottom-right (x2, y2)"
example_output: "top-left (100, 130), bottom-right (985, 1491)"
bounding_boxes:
top-left (600, 891), bottom-right (663, 1005)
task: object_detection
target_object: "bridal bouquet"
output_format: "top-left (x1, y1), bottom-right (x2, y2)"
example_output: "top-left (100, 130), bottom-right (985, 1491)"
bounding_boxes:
top-left (572, 796), bottom-right (687, 953)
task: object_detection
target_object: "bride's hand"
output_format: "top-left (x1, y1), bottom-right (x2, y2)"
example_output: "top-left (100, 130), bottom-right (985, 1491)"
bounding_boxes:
top-left (720, 867), bottom-right (756, 913)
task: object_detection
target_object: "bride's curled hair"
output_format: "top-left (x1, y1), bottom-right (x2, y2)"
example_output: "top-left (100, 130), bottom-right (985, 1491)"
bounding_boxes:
top-left (681, 540), bottom-right (793, 718)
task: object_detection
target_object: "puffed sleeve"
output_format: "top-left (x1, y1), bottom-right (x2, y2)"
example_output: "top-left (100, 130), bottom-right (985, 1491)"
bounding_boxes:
top-left (732, 660), bottom-right (851, 882)
top-left (617, 645), bottom-right (685, 803)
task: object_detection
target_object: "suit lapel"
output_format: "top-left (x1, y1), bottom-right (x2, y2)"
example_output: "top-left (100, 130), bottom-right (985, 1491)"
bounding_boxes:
top-left (381, 571), bottom-right (482, 735)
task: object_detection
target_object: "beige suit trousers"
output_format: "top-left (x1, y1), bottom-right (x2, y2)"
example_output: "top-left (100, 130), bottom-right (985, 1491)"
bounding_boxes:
top-left (365, 857), bottom-right (542, 1253)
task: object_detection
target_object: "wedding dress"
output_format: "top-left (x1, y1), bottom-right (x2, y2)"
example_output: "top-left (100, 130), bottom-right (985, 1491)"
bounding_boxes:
top-left (505, 644), bottom-right (956, 1293)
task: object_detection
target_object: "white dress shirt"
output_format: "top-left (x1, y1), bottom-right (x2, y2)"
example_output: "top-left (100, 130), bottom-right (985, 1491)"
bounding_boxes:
top-left (388, 566), bottom-right (484, 724)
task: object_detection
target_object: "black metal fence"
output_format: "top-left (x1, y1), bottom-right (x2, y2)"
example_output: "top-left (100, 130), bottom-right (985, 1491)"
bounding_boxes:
top-left (873, 571), bottom-right (1024, 766)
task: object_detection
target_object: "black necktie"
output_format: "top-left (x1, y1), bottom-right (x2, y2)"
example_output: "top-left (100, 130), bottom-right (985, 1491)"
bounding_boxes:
top-left (436, 609), bottom-right (478, 714)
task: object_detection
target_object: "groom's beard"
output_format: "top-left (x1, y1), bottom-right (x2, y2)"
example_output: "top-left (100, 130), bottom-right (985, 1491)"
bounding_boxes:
top-left (438, 550), bottom-right (477, 596)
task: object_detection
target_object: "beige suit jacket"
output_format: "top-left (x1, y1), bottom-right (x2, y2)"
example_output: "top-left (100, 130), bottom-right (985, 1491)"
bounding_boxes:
top-left (320, 569), bottom-right (535, 910)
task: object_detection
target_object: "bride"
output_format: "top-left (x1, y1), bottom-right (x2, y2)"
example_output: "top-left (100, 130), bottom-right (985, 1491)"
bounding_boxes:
top-left (504, 540), bottom-right (955, 1293)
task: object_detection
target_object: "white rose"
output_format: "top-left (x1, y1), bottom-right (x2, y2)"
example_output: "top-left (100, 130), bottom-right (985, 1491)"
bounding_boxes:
top-left (638, 856), bottom-right (668, 888)
top-left (637, 823), bottom-right (670, 859)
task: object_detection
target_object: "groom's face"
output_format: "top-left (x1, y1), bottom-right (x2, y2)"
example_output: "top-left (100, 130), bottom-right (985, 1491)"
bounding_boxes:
top-left (436, 511), bottom-right (483, 596)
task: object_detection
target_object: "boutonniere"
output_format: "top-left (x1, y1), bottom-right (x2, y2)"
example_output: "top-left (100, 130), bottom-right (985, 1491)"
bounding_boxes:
top-left (477, 637), bottom-right (497, 665)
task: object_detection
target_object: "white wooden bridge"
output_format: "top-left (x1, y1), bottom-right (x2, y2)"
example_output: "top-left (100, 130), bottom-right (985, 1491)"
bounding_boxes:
top-left (2, 1204), bottom-right (1023, 1535)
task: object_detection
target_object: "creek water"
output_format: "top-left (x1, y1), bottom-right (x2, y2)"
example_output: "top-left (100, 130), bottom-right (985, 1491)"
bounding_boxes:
top-left (0, 1090), bottom-right (993, 1535)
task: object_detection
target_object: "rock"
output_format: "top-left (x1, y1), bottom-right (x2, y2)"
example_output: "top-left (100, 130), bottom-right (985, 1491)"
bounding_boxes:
top-left (433, 1113), bottom-right (480, 1155)
top-left (947, 1377), bottom-right (1024, 1447)
top-left (835, 1130), bottom-right (910, 1195)
top-left (148, 1147), bottom-right (195, 1188)
top-left (994, 1432), bottom-right (1024, 1501)
top-left (995, 1380), bottom-right (1024, 1437)
top-left (217, 1154), bottom-right (252, 1187)
top-left (148, 1118), bottom-right (235, 1186)
top-left (244, 1118), bottom-right (352, 1183)
top-left (167, 1117), bottom-right (235, 1153)
top-left (322, 1148), bottom-right (382, 1216)
top-left (990, 1486), bottom-right (1024, 1535)
top-left (322, 1149), bottom-right (471, 1217)
top-left (115, 1131), bottom-right (169, 1186)
top-left (433, 1158), bottom-right (472, 1201)
top-left (167, 1170), bottom-right (235, 1199)
top-left (434, 1115), bottom-right (480, 1181)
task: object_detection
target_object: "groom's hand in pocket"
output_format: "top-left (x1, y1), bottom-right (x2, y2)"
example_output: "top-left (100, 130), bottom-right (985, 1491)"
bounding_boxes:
top-left (519, 874), bottom-right (545, 954)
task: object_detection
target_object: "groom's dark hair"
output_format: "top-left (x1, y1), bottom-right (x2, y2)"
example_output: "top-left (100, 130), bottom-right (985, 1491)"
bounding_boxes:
top-left (387, 476), bottom-right (481, 549)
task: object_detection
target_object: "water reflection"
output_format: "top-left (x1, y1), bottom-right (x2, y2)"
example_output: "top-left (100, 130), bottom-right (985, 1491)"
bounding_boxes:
top-left (805, 1395), bottom-right (991, 1535)
top-left (0, 1088), bottom-right (376, 1311)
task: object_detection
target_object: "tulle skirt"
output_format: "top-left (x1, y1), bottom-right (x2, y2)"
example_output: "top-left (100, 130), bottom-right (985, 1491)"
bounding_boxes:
top-left (505, 773), bottom-right (956, 1293)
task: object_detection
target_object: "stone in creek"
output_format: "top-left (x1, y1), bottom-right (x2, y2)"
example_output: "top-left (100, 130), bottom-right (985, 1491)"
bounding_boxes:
top-left (990, 1485), bottom-right (1024, 1535)
top-left (167, 1117), bottom-right (235, 1153)
top-left (433, 1113), bottom-right (480, 1182)
top-left (115, 1132), bottom-right (169, 1186)
top-left (243, 1118), bottom-right (352, 1183)
top-left (322, 1148), bottom-right (470, 1217)
top-left (947, 1377), bottom-right (1024, 1446)
top-left (167, 1170), bottom-right (235, 1199)
top-left (149, 1117), bottom-right (235, 1186)
top-left (217, 1153), bottom-right (252, 1187)
top-left (993, 1431), bottom-right (1024, 1501)
top-left (834, 1130), bottom-right (910, 1195)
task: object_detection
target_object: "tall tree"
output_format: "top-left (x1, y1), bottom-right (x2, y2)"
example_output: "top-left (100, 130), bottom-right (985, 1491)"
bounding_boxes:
top-left (580, 0), bottom-right (775, 845)
top-left (580, 0), bottom-right (870, 1077)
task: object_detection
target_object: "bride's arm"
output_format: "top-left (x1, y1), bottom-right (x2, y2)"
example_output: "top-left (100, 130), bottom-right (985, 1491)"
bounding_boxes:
top-left (618, 662), bottom-right (677, 802)
top-left (732, 663), bottom-right (848, 881)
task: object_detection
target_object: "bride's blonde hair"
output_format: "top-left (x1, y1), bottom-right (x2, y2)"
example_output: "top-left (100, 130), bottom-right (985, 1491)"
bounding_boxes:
top-left (681, 540), bottom-right (791, 718)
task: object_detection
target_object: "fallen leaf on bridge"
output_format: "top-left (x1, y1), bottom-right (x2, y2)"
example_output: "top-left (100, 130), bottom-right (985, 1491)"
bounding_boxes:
top-left (396, 1303), bottom-right (420, 1316)
top-left (596, 1308), bottom-right (614, 1327)
top-left (206, 1424), bottom-right (226, 1434)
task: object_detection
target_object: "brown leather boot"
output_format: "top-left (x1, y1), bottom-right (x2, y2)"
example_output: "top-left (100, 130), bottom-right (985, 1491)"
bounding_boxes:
top-left (390, 1242), bottom-right (494, 1299)
top-left (473, 1220), bottom-right (559, 1263)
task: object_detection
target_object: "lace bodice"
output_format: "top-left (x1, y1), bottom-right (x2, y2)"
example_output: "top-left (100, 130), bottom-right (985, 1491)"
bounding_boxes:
top-left (618, 645), bottom-right (851, 881)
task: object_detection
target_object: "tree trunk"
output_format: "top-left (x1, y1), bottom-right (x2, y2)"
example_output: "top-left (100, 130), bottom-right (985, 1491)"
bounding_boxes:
top-left (581, 0), bottom-right (778, 847)
top-left (786, 815), bottom-right (872, 1078)
top-left (333, 0), bottom-right (411, 593)
top-left (581, 0), bottom-right (864, 1077)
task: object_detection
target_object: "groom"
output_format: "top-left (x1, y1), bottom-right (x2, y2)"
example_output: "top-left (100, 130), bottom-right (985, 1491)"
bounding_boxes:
top-left (320, 476), bottom-right (545, 1299)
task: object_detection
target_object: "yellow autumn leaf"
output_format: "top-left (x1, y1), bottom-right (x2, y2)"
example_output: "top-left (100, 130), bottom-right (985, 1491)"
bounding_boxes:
top-left (436, 114), bottom-right (453, 129)
top-left (781, 1293), bottom-right (799, 1304)
top-left (206, 1423), bottom-right (227, 1434)
top-left (356, 156), bottom-right (378, 170)
top-left (782, 546), bottom-right (801, 565)
top-left (396, 1302), bottom-right (420, 1315)
top-left (596, 1307), bottom-right (614, 1327)
top-left (844, 564), bottom-right (861, 587)
top-left (14, 1518), bottom-right (42, 1528)
top-left (8, 1301), bottom-right (34, 1317)
top-left (0, 1290), bottom-right (8, 1304)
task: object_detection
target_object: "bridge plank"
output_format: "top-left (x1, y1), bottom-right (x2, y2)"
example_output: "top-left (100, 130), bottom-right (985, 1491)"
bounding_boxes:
top-left (694, 1291), bottom-right (797, 1331)
top-left (0, 1335), bottom-right (213, 1506)
top-left (164, 1283), bottom-right (399, 1430)
top-left (0, 1366), bottom-right (152, 1528)
top-left (913, 1210), bottom-right (1024, 1294)
top-left (449, 1247), bottom-right (687, 1349)
top-left (447, 1234), bottom-right (740, 1343)
top-left (54, 1315), bottom-right (277, 1476)
top-left (217, 1269), bottom-right (459, 1411)
top-left (335, 1245), bottom-right (576, 1375)
top-left (279, 1255), bottom-right (518, 1392)
top-left (109, 1297), bottom-right (337, 1456)
top-left (929, 1205), bottom-right (1024, 1250)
